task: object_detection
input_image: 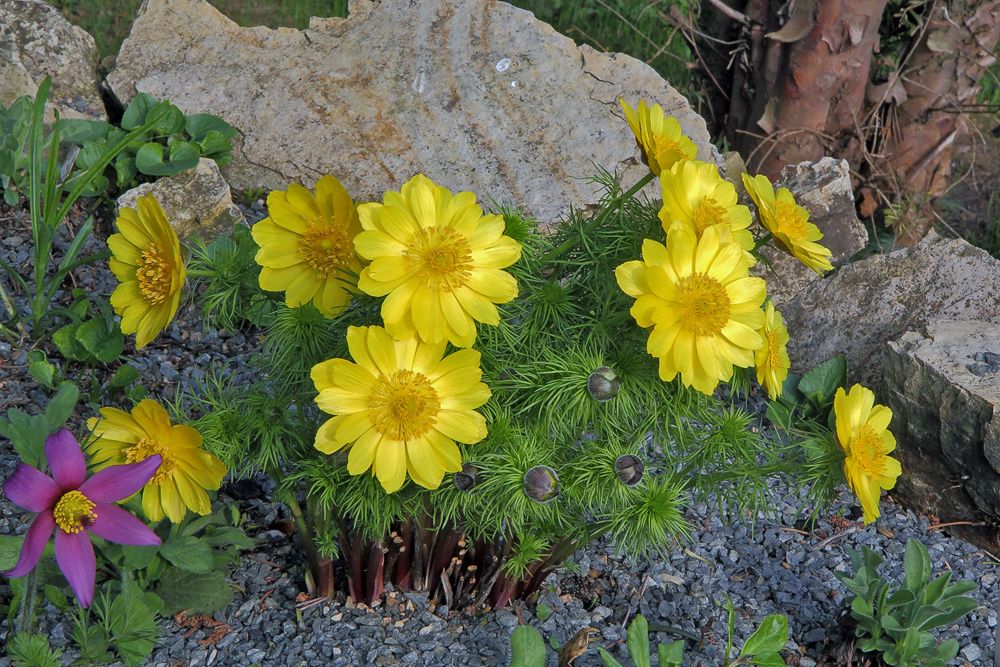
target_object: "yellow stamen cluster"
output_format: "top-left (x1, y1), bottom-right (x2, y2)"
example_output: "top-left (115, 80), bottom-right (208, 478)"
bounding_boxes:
top-left (136, 242), bottom-right (171, 305)
top-left (851, 425), bottom-right (889, 477)
top-left (677, 273), bottom-right (731, 336)
top-left (691, 197), bottom-right (728, 234)
top-left (772, 201), bottom-right (809, 241)
top-left (124, 437), bottom-right (175, 485)
top-left (407, 227), bottom-right (473, 292)
top-left (369, 369), bottom-right (441, 440)
top-left (53, 490), bottom-right (97, 534)
top-left (298, 218), bottom-right (353, 276)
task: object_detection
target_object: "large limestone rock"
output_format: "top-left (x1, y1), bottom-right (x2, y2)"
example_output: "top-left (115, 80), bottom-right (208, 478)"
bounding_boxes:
top-left (782, 231), bottom-right (1000, 389)
top-left (106, 0), bottom-right (718, 227)
top-left (751, 157), bottom-right (868, 306)
top-left (884, 320), bottom-right (1000, 549)
top-left (0, 0), bottom-right (105, 120)
top-left (116, 159), bottom-right (245, 242)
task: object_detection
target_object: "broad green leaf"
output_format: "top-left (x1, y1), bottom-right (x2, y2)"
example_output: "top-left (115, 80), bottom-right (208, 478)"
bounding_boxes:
top-left (903, 538), bottom-right (930, 591)
top-left (153, 568), bottom-right (233, 615)
top-left (45, 382), bottom-right (79, 433)
top-left (748, 652), bottom-right (787, 667)
top-left (43, 584), bottom-right (69, 612)
top-left (110, 365), bottom-right (141, 388)
top-left (74, 318), bottom-right (123, 363)
top-left (658, 641), bottom-right (684, 667)
top-left (185, 113), bottom-right (237, 141)
top-left (626, 614), bottom-right (651, 667)
top-left (29, 358), bottom-right (55, 387)
top-left (146, 100), bottom-right (185, 135)
top-left (740, 614), bottom-right (788, 657)
top-left (885, 589), bottom-right (915, 608)
top-left (121, 93), bottom-right (158, 132)
top-left (114, 152), bottom-right (137, 186)
top-left (202, 526), bottom-right (255, 550)
top-left (197, 129), bottom-right (233, 165)
top-left (57, 118), bottom-right (111, 145)
top-left (535, 603), bottom-right (551, 621)
top-left (53, 323), bottom-right (90, 361)
top-left (936, 638), bottom-right (959, 662)
top-left (121, 543), bottom-right (160, 570)
top-left (509, 625), bottom-right (546, 667)
top-left (134, 140), bottom-right (199, 175)
top-left (75, 141), bottom-right (107, 170)
top-left (0, 535), bottom-right (24, 570)
top-left (596, 647), bottom-right (624, 667)
top-left (797, 355), bottom-right (846, 406)
top-left (158, 535), bottom-right (214, 574)
top-left (1, 408), bottom-right (48, 466)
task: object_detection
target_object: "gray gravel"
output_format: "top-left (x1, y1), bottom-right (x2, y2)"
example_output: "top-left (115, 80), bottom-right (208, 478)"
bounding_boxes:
top-left (0, 200), bottom-right (997, 666)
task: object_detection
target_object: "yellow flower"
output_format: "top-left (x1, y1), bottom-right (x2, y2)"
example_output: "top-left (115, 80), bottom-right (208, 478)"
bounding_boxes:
top-left (108, 195), bottom-right (186, 349)
top-left (355, 174), bottom-right (521, 348)
top-left (86, 399), bottom-right (226, 523)
top-left (742, 173), bottom-right (834, 274)
top-left (615, 225), bottom-right (766, 395)
top-left (619, 99), bottom-right (697, 176)
top-left (755, 301), bottom-right (790, 400)
top-left (661, 160), bottom-right (755, 262)
top-left (312, 325), bottom-right (491, 493)
top-left (251, 175), bottom-right (363, 316)
top-left (834, 384), bottom-right (902, 524)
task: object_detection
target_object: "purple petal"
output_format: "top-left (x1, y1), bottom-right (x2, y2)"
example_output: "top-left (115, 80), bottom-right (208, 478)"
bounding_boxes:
top-left (88, 504), bottom-right (160, 546)
top-left (78, 455), bottom-right (162, 503)
top-left (55, 529), bottom-right (96, 609)
top-left (45, 429), bottom-right (87, 491)
top-left (3, 463), bottom-right (60, 513)
top-left (3, 511), bottom-right (55, 578)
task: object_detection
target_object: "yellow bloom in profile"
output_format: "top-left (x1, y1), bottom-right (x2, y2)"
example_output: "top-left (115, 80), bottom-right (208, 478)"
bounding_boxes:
top-left (251, 175), bottom-right (363, 317)
top-left (742, 173), bottom-right (834, 274)
top-left (108, 195), bottom-right (186, 349)
top-left (312, 325), bottom-right (491, 493)
top-left (661, 160), bottom-right (755, 261)
top-left (615, 225), bottom-right (766, 395)
top-left (755, 301), bottom-right (790, 400)
top-left (619, 99), bottom-right (697, 176)
top-left (355, 175), bottom-right (521, 348)
top-left (834, 384), bottom-right (902, 524)
top-left (86, 399), bottom-right (227, 524)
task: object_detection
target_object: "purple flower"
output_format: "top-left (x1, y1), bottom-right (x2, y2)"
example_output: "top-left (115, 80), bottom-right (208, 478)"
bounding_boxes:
top-left (2, 428), bottom-right (162, 608)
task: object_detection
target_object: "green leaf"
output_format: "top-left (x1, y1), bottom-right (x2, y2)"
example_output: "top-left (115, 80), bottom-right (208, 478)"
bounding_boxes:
top-left (535, 603), bottom-right (551, 621)
top-left (879, 614), bottom-right (903, 632)
top-left (134, 140), bottom-right (199, 175)
top-left (45, 382), bottom-right (79, 433)
top-left (146, 100), bottom-right (185, 135)
top-left (548, 636), bottom-right (560, 651)
top-left (596, 647), bottom-right (624, 667)
top-left (153, 568), bottom-right (233, 615)
top-left (43, 584), bottom-right (70, 612)
top-left (657, 641), bottom-right (684, 667)
top-left (110, 365), bottom-right (142, 389)
top-left (626, 614), bottom-right (651, 667)
top-left (114, 152), bottom-right (137, 186)
top-left (885, 588), bottom-right (916, 608)
top-left (74, 318), bottom-right (124, 363)
top-left (935, 638), bottom-right (959, 662)
top-left (202, 526), bottom-right (255, 550)
top-left (740, 614), bottom-right (788, 657)
top-left (121, 544), bottom-right (160, 570)
top-left (797, 355), bottom-right (846, 406)
top-left (748, 652), bottom-right (787, 667)
top-left (0, 535), bottom-right (24, 570)
top-left (509, 625), bottom-right (547, 667)
top-left (53, 322), bottom-right (90, 361)
top-left (903, 538), bottom-right (930, 591)
top-left (197, 129), bottom-right (233, 165)
top-left (185, 113), bottom-right (237, 141)
top-left (57, 118), bottom-right (111, 145)
top-left (919, 596), bottom-right (978, 630)
top-left (121, 93), bottom-right (158, 132)
top-left (0, 409), bottom-right (48, 467)
top-left (158, 535), bottom-right (214, 574)
top-left (29, 357), bottom-right (56, 388)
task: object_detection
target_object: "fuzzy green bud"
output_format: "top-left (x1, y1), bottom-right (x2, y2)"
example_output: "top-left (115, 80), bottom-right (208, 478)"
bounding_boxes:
top-left (523, 465), bottom-right (559, 503)
top-left (614, 454), bottom-right (645, 487)
top-left (454, 463), bottom-right (482, 492)
top-left (587, 366), bottom-right (621, 402)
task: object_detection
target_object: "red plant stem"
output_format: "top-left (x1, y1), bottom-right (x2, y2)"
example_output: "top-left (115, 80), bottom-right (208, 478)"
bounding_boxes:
top-left (427, 528), bottom-right (462, 597)
top-left (365, 541), bottom-right (386, 603)
top-left (412, 520), bottom-right (426, 590)
top-left (348, 536), bottom-right (365, 603)
top-left (317, 557), bottom-right (335, 599)
top-left (396, 522), bottom-right (413, 588)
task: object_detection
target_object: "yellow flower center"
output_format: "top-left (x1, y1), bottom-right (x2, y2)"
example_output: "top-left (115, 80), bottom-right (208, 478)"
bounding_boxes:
top-left (766, 331), bottom-right (783, 369)
top-left (53, 490), bottom-right (97, 534)
top-left (136, 242), bottom-right (172, 305)
top-left (406, 227), bottom-right (473, 292)
top-left (676, 273), bottom-right (731, 337)
top-left (649, 134), bottom-right (683, 168)
top-left (772, 201), bottom-right (809, 242)
top-left (123, 437), bottom-right (174, 485)
top-left (298, 218), bottom-right (353, 276)
top-left (691, 197), bottom-right (728, 234)
top-left (851, 426), bottom-right (888, 478)
top-left (368, 369), bottom-right (441, 441)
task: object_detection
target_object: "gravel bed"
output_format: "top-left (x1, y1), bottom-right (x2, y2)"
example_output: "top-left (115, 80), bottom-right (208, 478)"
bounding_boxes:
top-left (0, 199), bottom-right (997, 666)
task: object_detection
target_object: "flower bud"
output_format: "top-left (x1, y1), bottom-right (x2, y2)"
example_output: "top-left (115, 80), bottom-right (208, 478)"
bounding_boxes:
top-left (587, 366), bottom-right (621, 402)
top-left (614, 454), bottom-right (645, 487)
top-left (454, 463), bottom-right (482, 492)
top-left (522, 465), bottom-right (559, 503)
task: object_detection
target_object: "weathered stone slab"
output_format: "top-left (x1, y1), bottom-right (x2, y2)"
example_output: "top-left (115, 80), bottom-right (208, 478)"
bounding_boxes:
top-left (751, 157), bottom-right (868, 307)
top-left (106, 0), bottom-right (718, 227)
top-left (116, 159), bottom-right (245, 242)
top-left (884, 320), bottom-right (1000, 549)
top-left (782, 231), bottom-right (1000, 389)
top-left (0, 0), bottom-right (105, 120)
